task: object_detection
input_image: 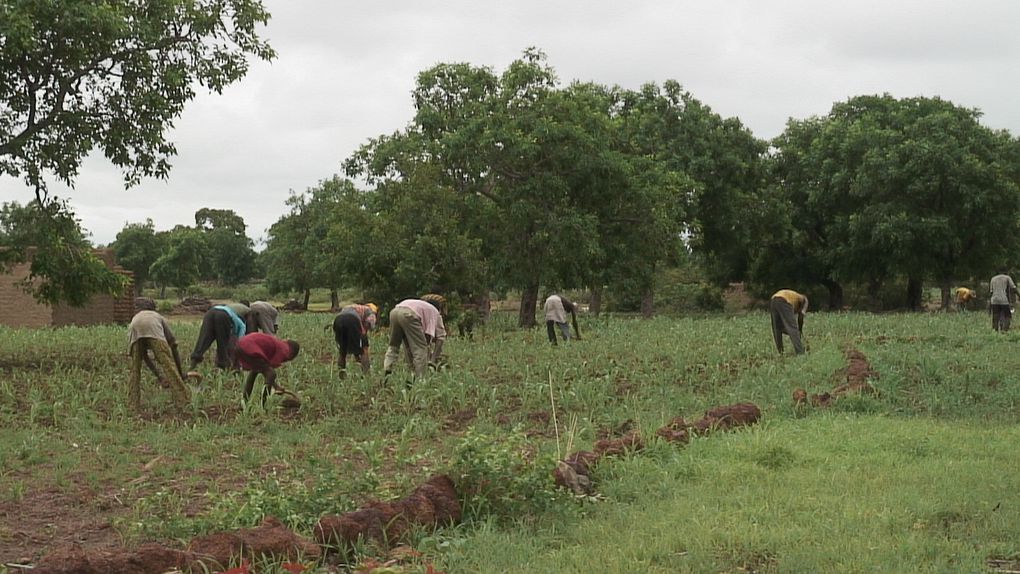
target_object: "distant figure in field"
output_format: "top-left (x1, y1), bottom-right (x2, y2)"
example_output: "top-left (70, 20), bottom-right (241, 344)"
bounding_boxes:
top-left (127, 308), bottom-right (191, 410)
top-left (248, 300), bottom-right (280, 334)
top-left (954, 287), bottom-right (976, 311)
top-left (989, 270), bottom-right (1017, 332)
top-left (188, 302), bottom-right (249, 371)
top-left (235, 332), bottom-right (301, 404)
top-left (384, 298), bottom-right (447, 379)
top-left (770, 289), bottom-right (808, 355)
top-left (332, 303), bottom-right (378, 375)
top-left (544, 294), bottom-right (577, 345)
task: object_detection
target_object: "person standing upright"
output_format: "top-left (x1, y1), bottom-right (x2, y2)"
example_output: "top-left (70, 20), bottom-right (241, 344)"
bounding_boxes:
top-left (770, 289), bottom-right (808, 355)
top-left (989, 269), bottom-right (1017, 332)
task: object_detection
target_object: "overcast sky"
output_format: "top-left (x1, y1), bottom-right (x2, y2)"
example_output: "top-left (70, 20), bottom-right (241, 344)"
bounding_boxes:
top-left (2, 0), bottom-right (1019, 246)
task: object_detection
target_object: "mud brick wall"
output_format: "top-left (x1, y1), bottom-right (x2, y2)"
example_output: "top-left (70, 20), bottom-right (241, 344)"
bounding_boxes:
top-left (0, 260), bottom-right (54, 328)
top-left (1, 249), bottom-right (136, 328)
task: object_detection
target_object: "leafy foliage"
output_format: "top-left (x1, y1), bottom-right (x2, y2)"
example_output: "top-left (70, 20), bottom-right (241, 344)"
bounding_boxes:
top-left (0, 199), bottom-right (126, 305)
top-left (110, 219), bottom-right (165, 294)
top-left (754, 94), bottom-right (1020, 308)
top-left (0, 0), bottom-right (273, 306)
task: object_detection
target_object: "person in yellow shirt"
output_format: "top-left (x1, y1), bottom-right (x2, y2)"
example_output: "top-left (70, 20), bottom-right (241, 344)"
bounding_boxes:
top-left (954, 287), bottom-right (976, 311)
top-left (770, 289), bottom-right (808, 355)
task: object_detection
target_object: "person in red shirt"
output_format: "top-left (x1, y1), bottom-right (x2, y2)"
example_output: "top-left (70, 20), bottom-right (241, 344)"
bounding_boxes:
top-left (235, 332), bottom-right (301, 404)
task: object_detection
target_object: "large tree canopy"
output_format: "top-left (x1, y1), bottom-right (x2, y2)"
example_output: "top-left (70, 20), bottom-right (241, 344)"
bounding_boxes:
top-left (0, 0), bottom-right (273, 305)
top-left (0, 0), bottom-right (274, 198)
top-left (755, 94), bottom-right (1020, 309)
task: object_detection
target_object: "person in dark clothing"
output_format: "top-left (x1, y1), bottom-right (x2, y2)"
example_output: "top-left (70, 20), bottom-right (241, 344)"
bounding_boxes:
top-left (332, 303), bottom-right (378, 375)
top-left (989, 270), bottom-right (1017, 332)
top-left (770, 289), bottom-right (808, 355)
top-left (188, 303), bottom-right (248, 370)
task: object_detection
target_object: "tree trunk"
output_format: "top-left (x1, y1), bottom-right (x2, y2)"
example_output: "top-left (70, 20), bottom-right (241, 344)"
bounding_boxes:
top-left (640, 286), bottom-right (655, 318)
top-left (867, 278), bottom-right (882, 310)
top-left (939, 279), bottom-right (951, 311)
top-left (302, 288), bottom-right (311, 311)
top-left (329, 288), bottom-right (339, 311)
top-left (158, 284), bottom-right (166, 299)
top-left (476, 291), bottom-right (491, 322)
top-left (518, 281), bottom-right (539, 328)
top-left (821, 278), bottom-right (844, 311)
top-left (589, 286), bottom-right (603, 317)
top-left (907, 277), bottom-right (923, 311)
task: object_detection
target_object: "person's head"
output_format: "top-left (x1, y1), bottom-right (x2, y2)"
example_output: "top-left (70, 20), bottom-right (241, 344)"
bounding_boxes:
top-left (421, 293), bottom-right (447, 316)
top-left (286, 340), bottom-right (301, 361)
top-left (134, 298), bottom-right (157, 312)
top-left (240, 299), bottom-right (251, 307)
top-left (998, 268), bottom-right (1009, 276)
top-left (366, 302), bottom-right (379, 316)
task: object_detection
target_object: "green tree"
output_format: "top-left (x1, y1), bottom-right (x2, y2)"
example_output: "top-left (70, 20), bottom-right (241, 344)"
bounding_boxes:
top-left (760, 94), bottom-right (1020, 310)
top-left (149, 227), bottom-right (207, 298)
top-left (110, 219), bottom-right (166, 295)
top-left (0, 200), bottom-right (126, 305)
top-left (0, 0), bottom-right (273, 303)
top-left (350, 50), bottom-right (633, 326)
top-left (194, 208), bottom-right (256, 286)
top-left (261, 196), bottom-right (315, 308)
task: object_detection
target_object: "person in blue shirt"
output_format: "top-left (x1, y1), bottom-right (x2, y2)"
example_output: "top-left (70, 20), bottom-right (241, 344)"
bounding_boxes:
top-left (188, 302), bottom-right (249, 371)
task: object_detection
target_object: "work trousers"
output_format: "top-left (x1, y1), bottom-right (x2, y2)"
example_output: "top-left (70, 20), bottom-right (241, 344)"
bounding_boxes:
top-left (190, 308), bottom-right (237, 369)
top-left (384, 307), bottom-right (429, 377)
top-left (770, 297), bottom-right (804, 355)
top-left (991, 304), bottom-right (1012, 332)
top-left (546, 320), bottom-right (570, 344)
top-left (129, 338), bottom-right (190, 409)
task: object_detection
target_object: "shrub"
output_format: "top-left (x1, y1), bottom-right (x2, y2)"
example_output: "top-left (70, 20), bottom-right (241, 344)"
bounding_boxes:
top-left (451, 427), bottom-right (564, 522)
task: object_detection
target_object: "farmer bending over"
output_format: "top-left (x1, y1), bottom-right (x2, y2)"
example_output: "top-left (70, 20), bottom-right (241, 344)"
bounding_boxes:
top-left (127, 307), bottom-right (191, 410)
top-left (189, 302), bottom-right (249, 371)
top-left (544, 293), bottom-right (577, 345)
top-left (384, 298), bottom-right (447, 379)
top-left (332, 303), bottom-right (378, 375)
top-left (770, 289), bottom-right (808, 355)
top-left (236, 332), bottom-right (301, 404)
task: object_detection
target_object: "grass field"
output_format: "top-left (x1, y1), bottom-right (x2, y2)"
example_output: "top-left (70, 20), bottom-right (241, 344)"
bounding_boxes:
top-left (2, 309), bottom-right (1020, 572)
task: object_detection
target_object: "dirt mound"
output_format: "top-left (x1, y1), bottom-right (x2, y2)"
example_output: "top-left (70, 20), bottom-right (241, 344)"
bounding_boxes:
top-left (187, 516), bottom-right (320, 570)
top-left (691, 403), bottom-right (762, 435)
top-left (554, 403), bottom-right (761, 495)
top-left (33, 543), bottom-right (188, 574)
top-left (593, 429), bottom-right (645, 456)
top-left (655, 416), bottom-right (691, 444)
top-left (32, 518), bottom-right (319, 574)
top-left (842, 349), bottom-right (880, 385)
top-left (795, 347), bottom-right (880, 409)
top-left (173, 296), bottom-right (212, 314)
top-left (552, 451), bottom-right (599, 494)
top-left (313, 474), bottom-right (461, 553)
